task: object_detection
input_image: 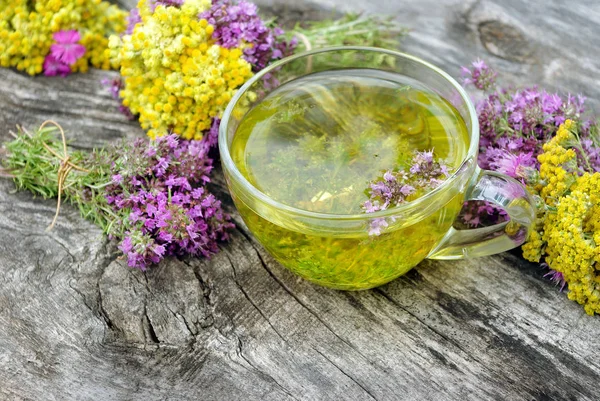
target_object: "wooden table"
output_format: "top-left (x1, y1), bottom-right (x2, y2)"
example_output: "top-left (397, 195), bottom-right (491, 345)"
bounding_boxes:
top-left (1, 0), bottom-right (599, 399)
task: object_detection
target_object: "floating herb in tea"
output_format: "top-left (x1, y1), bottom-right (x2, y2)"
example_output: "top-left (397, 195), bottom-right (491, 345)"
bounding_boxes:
top-left (362, 150), bottom-right (450, 235)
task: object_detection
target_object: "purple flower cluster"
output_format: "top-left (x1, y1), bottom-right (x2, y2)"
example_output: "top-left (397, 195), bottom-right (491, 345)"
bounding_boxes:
top-left (44, 30), bottom-right (86, 77)
top-left (105, 134), bottom-right (233, 269)
top-left (458, 202), bottom-right (501, 228)
top-left (459, 59), bottom-right (599, 228)
top-left (204, 117), bottom-right (221, 149)
top-left (362, 150), bottom-right (449, 236)
top-left (477, 88), bottom-right (590, 171)
top-left (460, 59), bottom-right (497, 91)
top-left (199, 0), bottom-right (296, 71)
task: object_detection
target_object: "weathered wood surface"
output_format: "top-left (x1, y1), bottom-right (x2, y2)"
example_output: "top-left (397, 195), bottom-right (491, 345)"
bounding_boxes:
top-left (1, 0), bottom-right (600, 400)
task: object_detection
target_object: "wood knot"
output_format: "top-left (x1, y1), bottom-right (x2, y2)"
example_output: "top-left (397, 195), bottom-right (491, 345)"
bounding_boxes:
top-left (478, 20), bottom-right (534, 63)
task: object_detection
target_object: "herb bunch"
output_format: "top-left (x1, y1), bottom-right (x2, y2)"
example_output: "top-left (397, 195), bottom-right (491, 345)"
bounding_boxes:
top-left (462, 59), bottom-right (598, 180)
top-left (108, 0), bottom-right (294, 140)
top-left (522, 121), bottom-right (600, 315)
top-left (459, 60), bottom-right (598, 228)
top-left (0, 0), bottom-right (126, 76)
top-left (461, 60), bottom-right (600, 314)
top-left (107, 134), bottom-right (233, 268)
top-left (2, 124), bottom-right (232, 270)
top-left (2, 123), bottom-right (115, 229)
top-left (107, 0), bottom-right (408, 142)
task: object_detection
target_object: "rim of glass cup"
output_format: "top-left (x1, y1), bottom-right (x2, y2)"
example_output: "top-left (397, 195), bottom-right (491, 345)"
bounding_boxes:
top-left (219, 46), bottom-right (479, 221)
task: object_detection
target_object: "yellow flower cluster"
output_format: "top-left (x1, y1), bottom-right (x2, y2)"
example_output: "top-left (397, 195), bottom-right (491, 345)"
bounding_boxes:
top-left (108, 0), bottom-right (253, 140)
top-left (0, 0), bottom-right (127, 75)
top-left (522, 120), bottom-right (600, 315)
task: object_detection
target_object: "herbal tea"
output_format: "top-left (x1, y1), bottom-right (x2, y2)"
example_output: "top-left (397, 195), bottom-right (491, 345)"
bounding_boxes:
top-left (230, 69), bottom-right (470, 289)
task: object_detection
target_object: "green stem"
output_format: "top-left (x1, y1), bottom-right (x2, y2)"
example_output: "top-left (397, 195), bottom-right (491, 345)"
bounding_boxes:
top-left (87, 181), bottom-right (113, 190)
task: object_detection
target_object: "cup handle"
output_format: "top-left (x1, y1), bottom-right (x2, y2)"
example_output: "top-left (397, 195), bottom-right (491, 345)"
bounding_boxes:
top-left (427, 167), bottom-right (536, 260)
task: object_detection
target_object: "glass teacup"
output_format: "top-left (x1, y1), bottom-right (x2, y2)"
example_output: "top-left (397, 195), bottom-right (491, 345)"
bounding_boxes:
top-left (219, 47), bottom-right (535, 290)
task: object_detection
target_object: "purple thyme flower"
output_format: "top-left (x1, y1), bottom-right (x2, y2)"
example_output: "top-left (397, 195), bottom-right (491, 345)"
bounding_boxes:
top-left (368, 218), bottom-right (389, 236)
top-left (104, 134), bottom-right (233, 270)
top-left (204, 118), bottom-right (221, 150)
top-left (112, 174), bottom-right (123, 184)
top-left (461, 59), bottom-right (497, 91)
top-left (362, 150), bottom-right (449, 236)
top-left (581, 138), bottom-right (600, 171)
top-left (119, 236), bottom-right (133, 254)
top-left (101, 78), bottom-right (122, 99)
top-left (199, 0), bottom-right (296, 72)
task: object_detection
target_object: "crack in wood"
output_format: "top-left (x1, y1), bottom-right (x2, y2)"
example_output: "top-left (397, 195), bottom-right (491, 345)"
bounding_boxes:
top-left (143, 304), bottom-right (160, 344)
top-left (313, 348), bottom-right (378, 401)
top-left (222, 249), bottom-right (288, 343)
top-left (234, 337), bottom-right (300, 401)
top-left (189, 261), bottom-right (213, 306)
top-left (140, 270), bottom-right (198, 340)
top-left (177, 311), bottom-right (197, 337)
top-left (373, 288), bottom-right (483, 365)
top-left (235, 226), bottom-right (374, 363)
top-left (97, 278), bottom-right (115, 332)
top-left (184, 259), bottom-right (216, 328)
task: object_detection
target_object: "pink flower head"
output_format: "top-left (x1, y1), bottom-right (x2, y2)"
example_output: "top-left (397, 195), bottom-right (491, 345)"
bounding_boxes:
top-left (50, 30), bottom-right (86, 65)
top-left (490, 151), bottom-right (535, 181)
top-left (43, 54), bottom-right (71, 77)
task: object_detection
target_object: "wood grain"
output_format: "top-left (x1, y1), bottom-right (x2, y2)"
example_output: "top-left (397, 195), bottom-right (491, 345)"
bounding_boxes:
top-left (1, 1), bottom-right (600, 400)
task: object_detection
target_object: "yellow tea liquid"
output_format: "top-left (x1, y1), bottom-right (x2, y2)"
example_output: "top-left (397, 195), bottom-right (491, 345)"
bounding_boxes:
top-left (230, 69), bottom-right (469, 289)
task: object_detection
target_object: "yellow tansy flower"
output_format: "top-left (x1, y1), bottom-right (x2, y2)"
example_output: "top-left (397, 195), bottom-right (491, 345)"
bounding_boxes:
top-left (523, 120), bottom-right (600, 315)
top-left (108, 0), bottom-right (253, 140)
